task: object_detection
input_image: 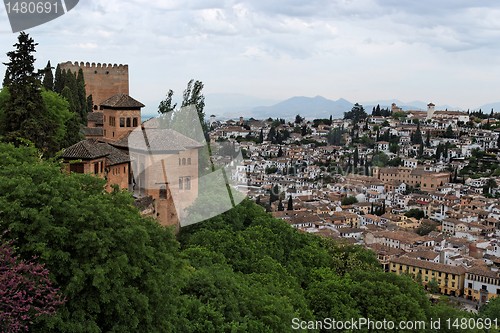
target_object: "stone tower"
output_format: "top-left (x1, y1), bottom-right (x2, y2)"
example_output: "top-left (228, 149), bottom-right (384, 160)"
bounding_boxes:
top-left (59, 61), bottom-right (129, 110)
top-left (426, 102), bottom-right (436, 120)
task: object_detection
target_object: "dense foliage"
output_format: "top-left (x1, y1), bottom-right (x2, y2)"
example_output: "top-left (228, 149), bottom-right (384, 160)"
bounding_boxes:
top-left (0, 33), bottom-right (82, 155)
top-left (0, 142), bottom-right (494, 332)
top-left (0, 238), bottom-right (64, 333)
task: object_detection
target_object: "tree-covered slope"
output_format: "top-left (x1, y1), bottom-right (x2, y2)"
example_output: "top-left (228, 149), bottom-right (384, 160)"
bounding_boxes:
top-left (0, 142), bottom-right (490, 332)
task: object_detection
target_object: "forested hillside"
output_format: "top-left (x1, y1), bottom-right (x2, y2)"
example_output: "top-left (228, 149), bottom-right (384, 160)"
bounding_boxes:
top-left (2, 142), bottom-right (498, 332)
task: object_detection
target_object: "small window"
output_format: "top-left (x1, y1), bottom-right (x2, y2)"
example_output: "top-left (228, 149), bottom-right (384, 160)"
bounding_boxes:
top-left (178, 158), bottom-right (181, 166)
top-left (182, 158), bottom-right (186, 165)
top-left (94, 163), bottom-right (99, 174)
top-left (133, 118), bottom-right (138, 127)
top-left (126, 118), bottom-right (131, 127)
top-left (185, 177), bottom-right (191, 190)
top-left (187, 158), bottom-right (191, 165)
top-left (93, 105), bottom-right (98, 110)
top-left (120, 118), bottom-right (125, 127)
top-left (159, 185), bottom-right (167, 199)
top-left (179, 177), bottom-right (183, 190)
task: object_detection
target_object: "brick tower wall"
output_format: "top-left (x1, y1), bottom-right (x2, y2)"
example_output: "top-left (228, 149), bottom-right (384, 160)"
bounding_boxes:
top-left (59, 61), bottom-right (129, 109)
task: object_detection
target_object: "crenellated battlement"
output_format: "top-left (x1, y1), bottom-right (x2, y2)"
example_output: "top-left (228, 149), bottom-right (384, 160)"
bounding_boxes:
top-left (59, 60), bottom-right (129, 107)
top-left (61, 61), bottom-right (128, 70)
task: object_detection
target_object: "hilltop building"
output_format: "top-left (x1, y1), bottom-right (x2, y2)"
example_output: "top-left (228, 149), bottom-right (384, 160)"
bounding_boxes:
top-left (373, 166), bottom-right (451, 191)
top-left (60, 61), bottom-right (129, 109)
top-left (60, 61), bottom-right (201, 228)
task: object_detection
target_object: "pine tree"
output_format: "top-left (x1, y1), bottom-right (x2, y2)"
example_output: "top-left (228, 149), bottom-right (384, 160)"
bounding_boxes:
top-left (1, 32), bottom-right (58, 153)
top-left (42, 60), bottom-right (53, 91)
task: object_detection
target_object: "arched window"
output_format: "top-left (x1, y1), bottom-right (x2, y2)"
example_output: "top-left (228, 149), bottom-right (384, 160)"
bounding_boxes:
top-left (178, 158), bottom-right (181, 166)
top-left (133, 118), bottom-right (138, 127)
top-left (178, 177), bottom-right (183, 190)
top-left (126, 118), bottom-right (131, 127)
top-left (185, 177), bottom-right (191, 190)
top-left (182, 158), bottom-right (186, 165)
top-left (187, 158), bottom-right (191, 165)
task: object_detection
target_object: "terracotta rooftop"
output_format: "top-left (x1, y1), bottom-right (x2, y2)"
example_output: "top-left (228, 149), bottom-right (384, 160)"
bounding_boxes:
top-left (87, 111), bottom-right (103, 125)
top-left (62, 139), bottom-right (129, 165)
top-left (83, 127), bottom-right (104, 136)
top-left (100, 94), bottom-right (144, 109)
top-left (62, 139), bottom-right (108, 159)
top-left (391, 256), bottom-right (467, 275)
top-left (466, 267), bottom-right (500, 279)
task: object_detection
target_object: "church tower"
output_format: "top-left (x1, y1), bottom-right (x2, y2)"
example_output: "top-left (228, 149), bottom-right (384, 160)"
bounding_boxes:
top-left (426, 102), bottom-right (436, 120)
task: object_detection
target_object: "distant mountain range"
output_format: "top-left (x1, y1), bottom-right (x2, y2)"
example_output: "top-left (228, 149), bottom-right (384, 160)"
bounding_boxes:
top-left (195, 94), bottom-right (500, 120)
top-left (250, 96), bottom-right (353, 119)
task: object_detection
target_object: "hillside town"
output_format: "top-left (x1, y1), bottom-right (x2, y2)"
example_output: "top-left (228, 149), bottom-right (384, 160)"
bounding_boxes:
top-left (55, 60), bottom-right (500, 311)
top-left (209, 102), bottom-right (500, 308)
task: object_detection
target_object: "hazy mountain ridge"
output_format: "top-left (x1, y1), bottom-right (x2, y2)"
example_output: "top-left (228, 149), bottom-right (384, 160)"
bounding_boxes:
top-left (251, 96), bottom-right (353, 119)
top-left (155, 93), bottom-right (499, 120)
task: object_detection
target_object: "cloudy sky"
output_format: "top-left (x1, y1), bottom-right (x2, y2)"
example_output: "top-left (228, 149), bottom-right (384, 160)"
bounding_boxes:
top-left (1, 0), bottom-right (500, 115)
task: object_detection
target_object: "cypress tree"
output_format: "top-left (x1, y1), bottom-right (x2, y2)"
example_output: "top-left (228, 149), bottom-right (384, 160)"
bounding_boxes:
top-left (61, 86), bottom-right (76, 113)
top-left (42, 60), bottom-right (53, 91)
top-left (287, 195), bottom-right (293, 211)
top-left (353, 146), bottom-right (359, 168)
top-left (54, 64), bottom-right (63, 93)
top-left (76, 68), bottom-right (88, 123)
top-left (413, 122), bottom-right (423, 145)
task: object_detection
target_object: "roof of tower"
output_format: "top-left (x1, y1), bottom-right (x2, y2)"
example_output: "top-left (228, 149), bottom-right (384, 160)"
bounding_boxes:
top-left (100, 94), bottom-right (144, 108)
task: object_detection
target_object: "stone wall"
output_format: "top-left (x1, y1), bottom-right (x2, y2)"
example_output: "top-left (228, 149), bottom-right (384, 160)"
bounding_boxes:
top-left (59, 61), bottom-right (129, 108)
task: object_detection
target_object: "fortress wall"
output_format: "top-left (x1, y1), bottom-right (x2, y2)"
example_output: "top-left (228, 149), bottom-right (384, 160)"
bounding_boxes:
top-left (59, 61), bottom-right (129, 108)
